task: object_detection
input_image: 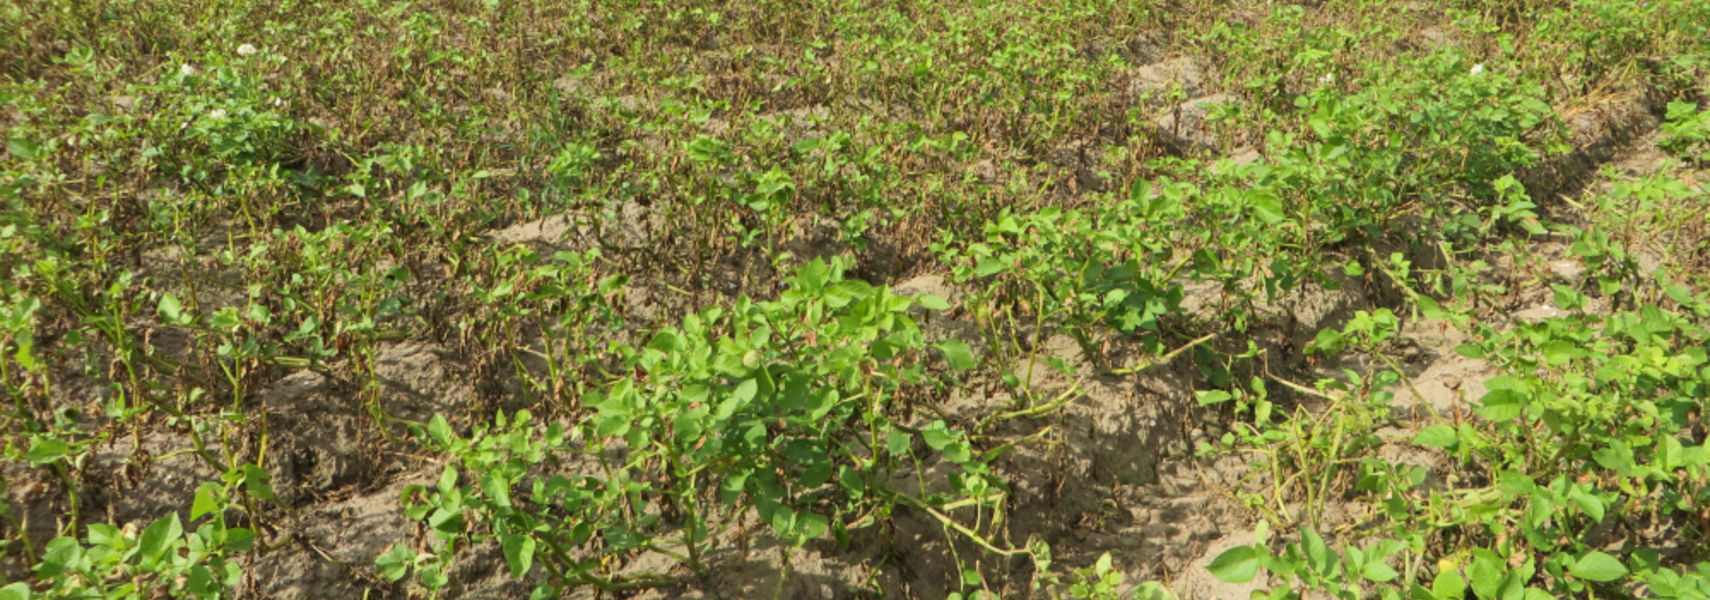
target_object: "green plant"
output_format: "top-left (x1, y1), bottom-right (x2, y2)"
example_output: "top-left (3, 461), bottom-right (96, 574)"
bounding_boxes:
top-left (386, 258), bottom-right (1017, 596)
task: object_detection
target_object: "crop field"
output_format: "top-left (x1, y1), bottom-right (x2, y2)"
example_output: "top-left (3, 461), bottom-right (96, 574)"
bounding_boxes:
top-left (4, 0), bottom-right (1710, 598)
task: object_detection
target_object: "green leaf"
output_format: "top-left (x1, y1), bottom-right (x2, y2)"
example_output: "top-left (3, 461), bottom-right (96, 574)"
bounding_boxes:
top-left (886, 429), bottom-right (911, 456)
top-left (1541, 340), bottom-right (1582, 366)
top-left (86, 524), bottom-right (122, 548)
top-left (159, 293), bottom-right (185, 323)
top-left (974, 258), bottom-right (1007, 277)
top-left (1301, 528), bottom-right (1330, 573)
top-left (192, 482), bottom-right (222, 520)
top-left (437, 465), bottom-right (459, 494)
top-left (1468, 556), bottom-right (1503, 600)
top-left (481, 474), bottom-right (513, 508)
top-left (376, 544), bottom-right (412, 582)
top-left (1248, 190), bottom-right (1286, 224)
top-left (795, 511), bottom-right (828, 543)
top-left (0, 582), bottom-right (30, 600)
top-left (1363, 559), bottom-right (1400, 583)
top-left (240, 464), bottom-right (279, 501)
top-left (1569, 488), bottom-right (1605, 522)
top-left (1475, 388), bottom-right (1525, 421)
top-left (427, 414), bottom-right (453, 447)
top-left (502, 534), bottom-right (536, 577)
top-left (1417, 295), bottom-right (1446, 320)
top-left (1413, 425), bottom-right (1459, 449)
top-left (225, 527), bottom-right (255, 552)
top-left (1432, 570), bottom-right (1466, 600)
top-left (24, 437), bottom-right (70, 466)
top-left (7, 138), bottom-right (40, 159)
top-left (1569, 552), bottom-right (1627, 582)
top-left (1454, 344), bottom-right (1486, 359)
top-left (1195, 390), bottom-right (1233, 406)
top-left (1207, 545), bottom-right (1263, 583)
top-left (922, 427), bottom-right (954, 451)
top-left (937, 339), bottom-right (976, 370)
top-left (916, 294), bottom-right (951, 311)
top-left (187, 565), bottom-right (216, 594)
top-left (139, 513), bottom-right (184, 562)
top-left (717, 379), bottom-right (759, 421)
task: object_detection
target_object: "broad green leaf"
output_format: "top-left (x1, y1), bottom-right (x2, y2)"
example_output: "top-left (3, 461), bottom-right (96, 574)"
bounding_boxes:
top-left (1301, 528), bottom-right (1330, 573)
top-left (1541, 340), bottom-right (1582, 366)
top-left (241, 464), bottom-right (279, 501)
top-left (916, 294), bottom-right (951, 311)
top-left (941, 441), bottom-right (971, 463)
top-left (795, 511), bottom-right (828, 543)
top-left (481, 475), bottom-right (513, 508)
top-left (1569, 552), bottom-right (1627, 582)
top-left (187, 565), bottom-right (216, 594)
top-left (36, 538), bottom-right (80, 578)
top-left (807, 388), bottom-right (838, 421)
top-left (1475, 388), bottom-right (1525, 421)
top-left (139, 513), bottom-right (183, 562)
top-left (1207, 545), bottom-right (1263, 583)
top-left (937, 339), bottom-right (976, 370)
top-left (86, 524), bottom-right (122, 548)
top-left (192, 482), bottom-right (222, 520)
top-left (0, 582), bottom-right (29, 600)
top-left (1468, 556), bottom-right (1503, 600)
top-left (24, 437), bottom-right (70, 466)
top-left (225, 527), bottom-right (255, 552)
top-left (377, 544), bottom-right (412, 582)
top-left (7, 138), bottom-right (40, 159)
top-left (922, 427), bottom-right (954, 451)
top-left (1454, 344), bottom-right (1486, 359)
top-left (887, 429), bottom-right (911, 456)
top-left (1432, 569), bottom-right (1466, 600)
top-left (1569, 488), bottom-right (1605, 522)
top-left (1248, 190), bottom-right (1286, 224)
top-left (974, 258), bottom-right (1008, 277)
top-left (1363, 559), bottom-right (1400, 583)
top-left (503, 534), bottom-right (536, 577)
top-left (427, 414), bottom-right (453, 447)
top-left (1413, 425), bottom-right (1458, 449)
top-left (1417, 295), bottom-right (1447, 320)
top-left (159, 293), bottom-right (185, 323)
top-left (717, 379), bottom-right (759, 420)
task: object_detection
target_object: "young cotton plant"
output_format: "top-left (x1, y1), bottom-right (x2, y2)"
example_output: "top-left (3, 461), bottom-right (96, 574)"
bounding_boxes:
top-left (3, 481), bottom-right (258, 600)
top-left (386, 258), bottom-right (1005, 597)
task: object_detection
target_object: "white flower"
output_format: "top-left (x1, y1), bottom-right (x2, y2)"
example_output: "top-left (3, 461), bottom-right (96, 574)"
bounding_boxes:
top-left (1318, 73), bottom-right (1334, 84)
top-left (237, 44), bottom-right (258, 56)
top-left (271, 97), bottom-right (285, 108)
top-left (209, 108), bottom-right (228, 119)
top-left (180, 63), bottom-right (197, 76)
top-left (1470, 63), bottom-right (1485, 75)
